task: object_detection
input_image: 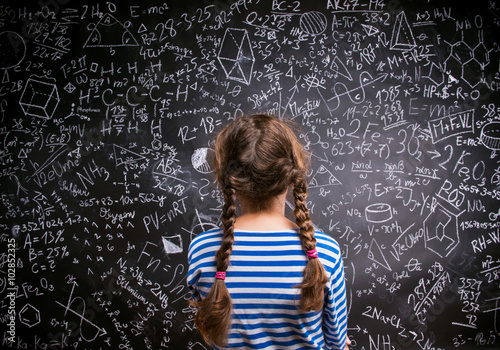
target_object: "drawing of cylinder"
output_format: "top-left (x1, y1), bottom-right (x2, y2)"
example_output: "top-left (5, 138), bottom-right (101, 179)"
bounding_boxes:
top-left (480, 121), bottom-right (500, 151)
top-left (365, 203), bottom-right (393, 223)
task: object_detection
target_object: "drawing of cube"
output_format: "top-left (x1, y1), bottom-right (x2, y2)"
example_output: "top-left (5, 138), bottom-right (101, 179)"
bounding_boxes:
top-left (20, 78), bottom-right (60, 119)
top-left (218, 28), bottom-right (255, 85)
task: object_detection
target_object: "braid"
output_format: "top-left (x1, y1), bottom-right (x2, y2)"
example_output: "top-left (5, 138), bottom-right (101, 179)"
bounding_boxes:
top-left (217, 187), bottom-right (237, 271)
top-left (192, 114), bottom-right (328, 345)
top-left (190, 186), bottom-right (236, 346)
top-left (293, 177), bottom-right (315, 250)
top-left (293, 176), bottom-right (328, 311)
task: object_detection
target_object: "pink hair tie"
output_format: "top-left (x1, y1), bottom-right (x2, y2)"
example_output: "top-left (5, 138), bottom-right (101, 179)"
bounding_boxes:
top-left (215, 271), bottom-right (226, 280)
top-left (307, 249), bottom-right (318, 259)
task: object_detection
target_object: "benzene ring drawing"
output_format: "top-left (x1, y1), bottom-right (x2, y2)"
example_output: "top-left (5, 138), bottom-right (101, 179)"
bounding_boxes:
top-left (218, 28), bottom-right (255, 85)
top-left (19, 303), bottom-right (41, 328)
top-left (423, 202), bottom-right (460, 258)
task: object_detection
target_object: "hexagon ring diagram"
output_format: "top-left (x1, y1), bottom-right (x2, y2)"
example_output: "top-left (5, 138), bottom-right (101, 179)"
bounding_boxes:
top-left (423, 202), bottom-right (460, 258)
top-left (19, 303), bottom-right (41, 328)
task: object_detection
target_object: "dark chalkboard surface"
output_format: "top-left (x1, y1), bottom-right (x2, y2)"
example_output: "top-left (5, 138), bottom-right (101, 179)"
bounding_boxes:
top-left (1, 0), bottom-right (500, 349)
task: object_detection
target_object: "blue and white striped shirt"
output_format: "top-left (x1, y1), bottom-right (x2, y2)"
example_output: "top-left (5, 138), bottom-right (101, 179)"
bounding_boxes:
top-left (187, 228), bottom-right (348, 350)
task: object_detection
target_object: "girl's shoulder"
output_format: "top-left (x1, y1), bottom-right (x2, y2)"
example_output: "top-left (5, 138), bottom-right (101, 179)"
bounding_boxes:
top-left (314, 230), bottom-right (342, 254)
top-left (188, 228), bottom-right (223, 253)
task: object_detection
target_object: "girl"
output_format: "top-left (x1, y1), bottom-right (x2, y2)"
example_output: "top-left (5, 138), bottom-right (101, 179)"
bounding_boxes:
top-left (187, 114), bottom-right (348, 349)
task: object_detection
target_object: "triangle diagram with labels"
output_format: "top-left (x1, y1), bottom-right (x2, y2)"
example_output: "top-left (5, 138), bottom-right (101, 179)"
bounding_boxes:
top-left (309, 165), bottom-right (342, 188)
top-left (368, 238), bottom-right (391, 271)
top-left (113, 144), bottom-right (149, 171)
top-left (330, 56), bottom-right (353, 81)
top-left (84, 13), bottom-right (138, 48)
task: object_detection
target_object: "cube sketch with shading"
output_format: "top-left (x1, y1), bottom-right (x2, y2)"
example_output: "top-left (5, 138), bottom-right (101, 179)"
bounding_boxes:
top-left (20, 78), bottom-right (60, 119)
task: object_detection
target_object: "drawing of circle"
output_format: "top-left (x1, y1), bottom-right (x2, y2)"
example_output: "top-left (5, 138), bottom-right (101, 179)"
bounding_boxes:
top-left (300, 11), bottom-right (327, 35)
top-left (0, 31), bottom-right (26, 69)
top-left (365, 203), bottom-right (392, 223)
top-left (480, 122), bottom-right (500, 150)
top-left (304, 74), bottom-right (323, 89)
top-left (191, 148), bottom-right (214, 174)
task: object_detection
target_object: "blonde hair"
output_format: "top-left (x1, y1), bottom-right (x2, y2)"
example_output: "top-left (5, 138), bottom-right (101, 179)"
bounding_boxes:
top-left (191, 114), bottom-right (328, 346)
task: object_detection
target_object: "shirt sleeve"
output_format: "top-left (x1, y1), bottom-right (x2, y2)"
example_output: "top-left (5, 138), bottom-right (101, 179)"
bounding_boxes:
top-left (186, 239), bottom-right (203, 302)
top-left (322, 253), bottom-right (348, 350)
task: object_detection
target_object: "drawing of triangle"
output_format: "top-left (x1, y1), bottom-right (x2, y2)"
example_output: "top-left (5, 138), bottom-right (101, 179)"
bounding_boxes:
top-left (390, 12), bottom-right (416, 50)
top-left (361, 23), bottom-right (379, 37)
top-left (368, 238), bottom-right (391, 271)
top-left (138, 23), bottom-right (147, 33)
top-left (228, 61), bottom-right (246, 81)
top-left (84, 13), bottom-right (138, 47)
top-left (448, 73), bottom-right (459, 84)
top-left (113, 144), bottom-right (148, 169)
top-left (2, 69), bottom-right (9, 83)
top-left (309, 165), bottom-right (342, 188)
top-left (162, 235), bottom-right (183, 254)
top-left (330, 56), bottom-right (353, 81)
top-left (18, 148), bottom-right (28, 159)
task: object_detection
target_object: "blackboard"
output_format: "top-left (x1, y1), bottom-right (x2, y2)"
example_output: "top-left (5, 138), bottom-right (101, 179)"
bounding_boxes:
top-left (1, 0), bottom-right (500, 349)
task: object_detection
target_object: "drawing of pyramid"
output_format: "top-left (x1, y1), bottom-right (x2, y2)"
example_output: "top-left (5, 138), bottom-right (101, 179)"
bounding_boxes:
top-left (84, 13), bottom-right (138, 48)
top-left (308, 165), bottom-right (341, 188)
top-left (218, 28), bottom-right (255, 85)
top-left (390, 12), bottom-right (416, 50)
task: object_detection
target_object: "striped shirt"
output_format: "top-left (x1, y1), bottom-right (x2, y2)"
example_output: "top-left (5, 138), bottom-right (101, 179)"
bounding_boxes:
top-left (187, 228), bottom-right (348, 350)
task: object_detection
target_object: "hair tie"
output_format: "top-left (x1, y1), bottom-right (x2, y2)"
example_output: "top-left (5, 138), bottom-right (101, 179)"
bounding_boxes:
top-left (307, 249), bottom-right (318, 259)
top-left (215, 271), bottom-right (226, 280)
